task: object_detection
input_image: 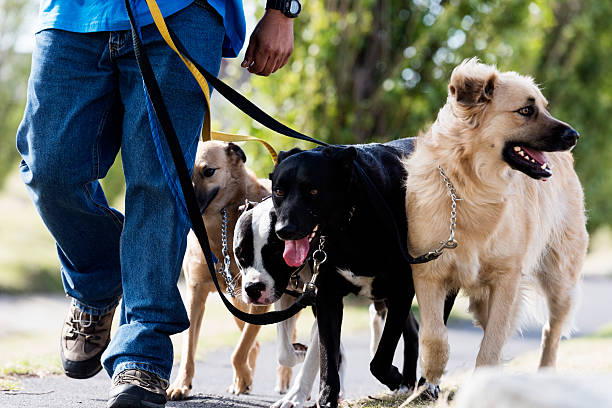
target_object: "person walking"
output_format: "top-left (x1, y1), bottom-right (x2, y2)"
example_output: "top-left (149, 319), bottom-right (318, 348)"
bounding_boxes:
top-left (15, 0), bottom-right (301, 407)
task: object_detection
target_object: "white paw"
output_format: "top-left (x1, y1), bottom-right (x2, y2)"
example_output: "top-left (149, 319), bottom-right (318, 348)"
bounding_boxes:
top-left (271, 391), bottom-right (308, 408)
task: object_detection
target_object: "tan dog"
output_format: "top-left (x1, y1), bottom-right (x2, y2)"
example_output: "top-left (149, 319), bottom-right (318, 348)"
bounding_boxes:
top-left (403, 59), bottom-right (588, 394)
top-left (168, 141), bottom-right (292, 399)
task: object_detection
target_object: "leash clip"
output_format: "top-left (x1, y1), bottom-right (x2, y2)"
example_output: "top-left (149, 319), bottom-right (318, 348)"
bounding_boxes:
top-left (305, 235), bottom-right (327, 296)
top-left (425, 239), bottom-right (458, 260)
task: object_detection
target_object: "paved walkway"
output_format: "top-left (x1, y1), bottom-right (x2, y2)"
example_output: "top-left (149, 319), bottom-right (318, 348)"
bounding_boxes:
top-left (1, 276), bottom-right (611, 407)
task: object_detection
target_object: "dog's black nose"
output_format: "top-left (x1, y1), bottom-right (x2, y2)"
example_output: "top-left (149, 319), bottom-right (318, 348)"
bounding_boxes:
top-left (245, 282), bottom-right (266, 301)
top-left (276, 223), bottom-right (301, 241)
top-left (561, 128), bottom-right (579, 145)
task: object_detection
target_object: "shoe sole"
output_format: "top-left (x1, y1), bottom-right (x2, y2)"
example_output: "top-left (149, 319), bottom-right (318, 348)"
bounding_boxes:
top-left (64, 364), bottom-right (103, 379)
top-left (107, 394), bottom-right (166, 408)
top-left (61, 348), bottom-right (106, 379)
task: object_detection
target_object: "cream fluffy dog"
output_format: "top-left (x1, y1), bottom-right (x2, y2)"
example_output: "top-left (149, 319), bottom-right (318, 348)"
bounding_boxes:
top-left (403, 59), bottom-right (588, 396)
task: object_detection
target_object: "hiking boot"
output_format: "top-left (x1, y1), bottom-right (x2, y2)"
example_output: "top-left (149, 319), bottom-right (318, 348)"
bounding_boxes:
top-left (60, 301), bottom-right (115, 379)
top-left (107, 369), bottom-right (169, 408)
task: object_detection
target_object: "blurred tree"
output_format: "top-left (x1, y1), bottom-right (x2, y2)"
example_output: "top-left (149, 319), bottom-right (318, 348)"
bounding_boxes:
top-left (1, 0), bottom-right (610, 230)
top-left (0, 0), bottom-right (32, 188)
top-left (217, 0), bottom-right (611, 232)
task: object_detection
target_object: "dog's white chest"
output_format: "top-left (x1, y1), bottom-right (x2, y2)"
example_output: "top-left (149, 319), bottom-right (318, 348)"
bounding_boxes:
top-left (336, 268), bottom-right (374, 299)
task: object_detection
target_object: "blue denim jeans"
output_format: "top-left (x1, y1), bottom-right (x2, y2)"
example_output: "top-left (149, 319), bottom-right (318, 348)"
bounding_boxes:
top-left (16, 3), bottom-right (224, 380)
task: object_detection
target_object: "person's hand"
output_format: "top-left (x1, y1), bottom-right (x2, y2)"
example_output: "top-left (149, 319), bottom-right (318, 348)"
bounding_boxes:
top-left (241, 9), bottom-right (294, 76)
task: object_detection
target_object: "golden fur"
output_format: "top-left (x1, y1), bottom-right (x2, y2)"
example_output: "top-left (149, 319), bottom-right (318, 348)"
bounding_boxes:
top-left (403, 59), bottom-right (588, 385)
top-left (167, 141), bottom-right (293, 399)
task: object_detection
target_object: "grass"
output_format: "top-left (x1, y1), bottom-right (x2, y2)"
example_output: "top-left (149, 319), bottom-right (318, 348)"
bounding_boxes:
top-left (0, 378), bottom-right (21, 391)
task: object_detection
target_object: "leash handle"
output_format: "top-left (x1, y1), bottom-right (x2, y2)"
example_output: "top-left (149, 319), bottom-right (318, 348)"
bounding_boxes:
top-left (125, 0), bottom-right (314, 325)
top-left (143, 0), bottom-right (328, 148)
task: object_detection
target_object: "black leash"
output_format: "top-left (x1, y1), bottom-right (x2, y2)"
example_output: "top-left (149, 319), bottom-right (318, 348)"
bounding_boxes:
top-left (126, 1), bottom-right (315, 325)
top-left (125, 1), bottom-right (439, 325)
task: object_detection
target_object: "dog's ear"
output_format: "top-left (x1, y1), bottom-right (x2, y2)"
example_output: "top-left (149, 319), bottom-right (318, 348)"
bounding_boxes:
top-left (449, 58), bottom-right (498, 107)
top-left (323, 146), bottom-right (357, 182)
top-left (323, 146), bottom-right (357, 165)
top-left (277, 148), bottom-right (303, 165)
top-left (226, 142), bottom-right (247, 163)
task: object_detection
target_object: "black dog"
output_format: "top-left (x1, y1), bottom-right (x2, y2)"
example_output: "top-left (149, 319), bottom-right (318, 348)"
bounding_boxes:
top-left (268, 138), bottom-right (455, 407)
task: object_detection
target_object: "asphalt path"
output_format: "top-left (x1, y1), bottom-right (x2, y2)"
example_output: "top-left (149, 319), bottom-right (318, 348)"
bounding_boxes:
top-left (1, 276), bottom-right (611, 408)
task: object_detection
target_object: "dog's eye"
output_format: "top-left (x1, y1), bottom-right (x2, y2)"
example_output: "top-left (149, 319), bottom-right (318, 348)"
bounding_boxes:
top-left (517, 106), bottom-right (535, 117)
top-left (202, 168), bottom-right (217, 178)
top-left (310, 189), bottom-right (318, 196)
top-left (274, 188), bottom-right (285, 197)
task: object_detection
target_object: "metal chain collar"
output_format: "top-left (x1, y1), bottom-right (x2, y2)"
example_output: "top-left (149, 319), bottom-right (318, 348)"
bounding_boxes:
top-left (219, 208), bottom-right (239, 297)
top-left (421, 165), bottom-right (460, 261)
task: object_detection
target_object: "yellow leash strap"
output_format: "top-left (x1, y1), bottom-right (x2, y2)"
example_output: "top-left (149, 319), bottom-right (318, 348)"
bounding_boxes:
top-left (143, 0), bottom-right (277, 163)
top-left (144, 0), bottom-right (211, 142)
top-left (211, 132), bottom-right (278, 164)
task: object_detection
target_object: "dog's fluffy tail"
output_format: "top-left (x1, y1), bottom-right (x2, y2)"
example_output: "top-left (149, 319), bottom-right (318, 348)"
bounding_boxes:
top-left (517, 278), bottom-right (582, 338)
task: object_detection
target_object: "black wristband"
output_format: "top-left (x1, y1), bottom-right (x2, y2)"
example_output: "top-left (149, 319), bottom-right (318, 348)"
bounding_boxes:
top-left (265, 0), bottom-right (284, 11)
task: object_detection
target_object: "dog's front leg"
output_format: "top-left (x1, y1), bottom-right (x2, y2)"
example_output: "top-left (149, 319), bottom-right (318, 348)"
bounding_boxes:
top-left (228, 300), bottom-right (269, 394)
top-left (413, 270), bottom-right (449, 397)
top-left (167, 263), bottom-right (210, 400)
top-left (316, 288), bottom-right (343, 408)
top-left (272, 320), bottom-right (320, 408)
top-left (475, 273), bottom-right (521, 367)
top-left (274, 293), bottom-right (302, 393)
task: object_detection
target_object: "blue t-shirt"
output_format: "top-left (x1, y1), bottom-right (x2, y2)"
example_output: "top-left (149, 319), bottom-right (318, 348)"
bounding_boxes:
top-left (37, 0), bottom-right (246, 58)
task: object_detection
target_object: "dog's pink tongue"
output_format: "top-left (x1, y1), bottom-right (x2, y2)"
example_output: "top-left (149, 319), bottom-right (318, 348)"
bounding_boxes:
top-left (283, 237), bottom-right (310, 267)
top-left (522, 146), bottom-right (548, 165)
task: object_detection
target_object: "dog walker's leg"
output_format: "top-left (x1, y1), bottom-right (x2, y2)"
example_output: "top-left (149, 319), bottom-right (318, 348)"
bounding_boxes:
top-left (475, 272), bottom-right (521, 367)
top-left (369, 296), bottom-right (410, 391)
top-left (316, 288), bottom-right (344, 408)
top-left (272, 320), bottom-right (320, 408)
top-left (167, 265), bottom-right (210, 400)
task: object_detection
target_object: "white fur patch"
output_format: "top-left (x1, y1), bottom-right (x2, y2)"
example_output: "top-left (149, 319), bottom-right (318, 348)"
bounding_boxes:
top-left (337, 268), bottom-right (375, 299)
top-left (241, 199), bottom-right (277, 304)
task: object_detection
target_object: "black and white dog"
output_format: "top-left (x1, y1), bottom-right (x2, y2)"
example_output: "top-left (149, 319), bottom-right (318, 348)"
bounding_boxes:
top-left (234, 198), bottom-right (351, 407)
top-left (234, 139), bottom-right (455, 407)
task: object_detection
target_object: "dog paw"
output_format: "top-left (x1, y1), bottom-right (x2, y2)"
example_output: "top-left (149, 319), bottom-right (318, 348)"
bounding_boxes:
top-left (413, 378), bottom-right (440, 401)
top-left (227, 377), bottom-right (252, 395)
top-left (228, 366), bottom-right (253, 395)
top-left (392, 384), bottom-right (413, 396)
top-left (167, 380), bottom-right (192, 400)
top-left (271, 396), bottom-right (304, 408)
top-left (369, 362), bottom-right (402, 391)
top-left (275, 365), bottom-right (293, 394)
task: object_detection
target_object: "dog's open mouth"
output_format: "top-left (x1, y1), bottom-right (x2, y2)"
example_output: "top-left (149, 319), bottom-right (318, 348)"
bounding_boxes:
top-left (502, 143), bottom-right (552, 180)
top-left (282, 226), bottom-right (319, 267)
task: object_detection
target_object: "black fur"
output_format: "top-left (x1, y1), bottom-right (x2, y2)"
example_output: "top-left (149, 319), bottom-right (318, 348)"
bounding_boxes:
top-left (270, 138), bottom-right (455, 407)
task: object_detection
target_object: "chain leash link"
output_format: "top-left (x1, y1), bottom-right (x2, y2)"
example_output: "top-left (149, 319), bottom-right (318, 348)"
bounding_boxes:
top-left (422, 166), bottom-right (460, 260)
top-left (219, 208), bottom-right (238, 297)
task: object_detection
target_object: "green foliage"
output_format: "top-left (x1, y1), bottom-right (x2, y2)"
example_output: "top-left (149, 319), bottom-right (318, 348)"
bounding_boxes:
top-left (0, 0), bottom-right (33, 188)
top-left (216, 0), bottom-right (612, 232)
top-left (1, 0), bottom-right (611, 230)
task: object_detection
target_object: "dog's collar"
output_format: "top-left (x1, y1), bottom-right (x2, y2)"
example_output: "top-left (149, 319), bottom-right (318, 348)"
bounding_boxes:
top-left (412, 165), bottom-right (461, 262)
